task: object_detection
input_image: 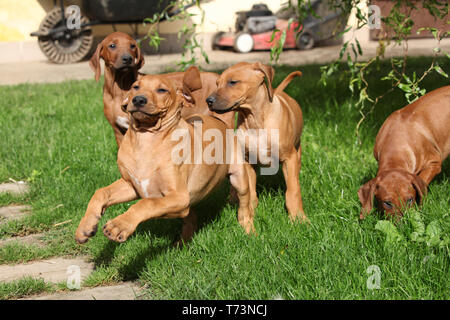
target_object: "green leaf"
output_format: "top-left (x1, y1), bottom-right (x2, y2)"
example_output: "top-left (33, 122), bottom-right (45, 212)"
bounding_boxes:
top-left (416, 27), bottom-right (426, 35)
top-left (431, 28), bottom-right (438, 39)
top-left (355, 38), bottom-right (363, 55)
top-left (269, 29), bottom-right (280, 42)
top-left (425, 221), bottom-right (442, 247)
top-left (346, 53), bottom-right (354, 68)
top-left (375, 220), bottom-right (405, 247)
top-left (402, 73), bottom-right (412, 84)
top-left (337, 26), bottom-right (352, 38)
top-left (439, 236), bottom-right (449, 249)
top-left (350, 43), bottom-right (357, 59)
top-left (398, 83), bottom-right (412, 93)
top-left (339, 42), bottom-right (349, 60)
top-left (434, 65), bottom-right (449, 78)
top-left (406, 210), bottom-right (425, 242)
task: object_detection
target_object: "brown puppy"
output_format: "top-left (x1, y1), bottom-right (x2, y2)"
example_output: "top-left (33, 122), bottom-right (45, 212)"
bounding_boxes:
top-left (90, 32), bottom-right (233, 147)
top-left (75, 71), bottom-right (254, 244)
top-left (90, 32), bottom-right (144, 147)
top-left (358, 85), bottom-right (450, 218)
top-left (206, 62), bottom-right (308, 228)
top-left (162, 70), bottom-right (234, 128)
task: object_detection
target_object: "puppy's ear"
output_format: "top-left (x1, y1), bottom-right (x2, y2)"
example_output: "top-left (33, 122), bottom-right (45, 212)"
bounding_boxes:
top-left (358, 178), bottom-right (377, 219)
top-left (90, 43), bottom-right (103, 82)
top-left (177, 88), bottom-right (196, 107)
top-left (183, 66), bottom-right (202, 92)
top-left (136, 42), bottom-right (145, 69)
top-left (410, 174), bottom-right (428, 205)
top-left (253, 62), bottom-right (274, 102)
top-left (180, 66), bottom-right (202, 106)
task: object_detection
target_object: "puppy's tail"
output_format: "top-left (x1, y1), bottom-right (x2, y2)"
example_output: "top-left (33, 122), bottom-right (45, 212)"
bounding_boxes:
top-left (274, 71), bottom-right (302, 94)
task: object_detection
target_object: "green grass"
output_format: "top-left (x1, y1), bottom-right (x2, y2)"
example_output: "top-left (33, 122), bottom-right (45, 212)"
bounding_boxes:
top-left (0, 57), bottom-right (448, 299)
top-left (0, 277), bottom-right (54, 300)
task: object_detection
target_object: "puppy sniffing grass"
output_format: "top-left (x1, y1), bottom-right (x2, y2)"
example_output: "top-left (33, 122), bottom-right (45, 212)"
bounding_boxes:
top-left (358, 85), bottom-right (450, 219)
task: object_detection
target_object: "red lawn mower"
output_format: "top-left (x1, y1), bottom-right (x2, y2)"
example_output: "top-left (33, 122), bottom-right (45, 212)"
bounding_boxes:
top-left (212, 1), bottom-right (347, 53)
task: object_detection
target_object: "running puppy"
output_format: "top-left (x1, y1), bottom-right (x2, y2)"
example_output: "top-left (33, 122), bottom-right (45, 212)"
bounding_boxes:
top-left (75, 70), bottom-right (254, 244)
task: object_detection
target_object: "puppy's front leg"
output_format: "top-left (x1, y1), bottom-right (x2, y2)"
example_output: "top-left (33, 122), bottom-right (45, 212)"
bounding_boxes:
top-left (103, 192), bottom-right (190, 242)
top-left (281, 148), bottom-right (308, 223)
top-left (418, 161), bottom-right (442, 185)
top-left (76, 178), bottom-right (138, 244)
top-left (246, 164), bottom-right (258, 209)
top-left (229, 163), bottom-right (256, 234)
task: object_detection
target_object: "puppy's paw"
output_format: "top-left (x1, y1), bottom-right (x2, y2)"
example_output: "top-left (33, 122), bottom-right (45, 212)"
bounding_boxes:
top-left (289, 212), bottom-right (310, 225)
top-left (103, 216), bottom-right (136, 243)
top-left (75, 217), bottom-right (99, 244)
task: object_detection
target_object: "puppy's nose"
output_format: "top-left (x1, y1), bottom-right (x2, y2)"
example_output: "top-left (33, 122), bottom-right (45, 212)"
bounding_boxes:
top-left (132, 95), bottom-right (147, 107)
top-left (122, 54), bottom-right (133, 65)
top-left (206, 96), bottom-right (215, 107)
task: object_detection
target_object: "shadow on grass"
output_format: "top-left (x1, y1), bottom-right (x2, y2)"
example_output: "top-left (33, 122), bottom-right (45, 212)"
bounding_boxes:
top-left (91, 57), bottom-right (449, 281)
top-left (117, 243), bottom-right (168, 281)
top-left (90, 172), bottom-right (298, 280)
top-left (92, 180), bottom-right (231, 280)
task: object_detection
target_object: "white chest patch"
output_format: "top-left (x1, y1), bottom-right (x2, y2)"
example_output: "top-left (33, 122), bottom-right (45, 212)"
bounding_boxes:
top-left (116, 116), bottom-right (129, 130)
top-left (126, 169), bottom-right (150, 198)
top-left (139, 179), bottom-right (150, 198)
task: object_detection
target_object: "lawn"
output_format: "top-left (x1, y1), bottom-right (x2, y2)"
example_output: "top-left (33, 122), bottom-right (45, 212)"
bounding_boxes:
top-left (0, 57), bottom-right (448, 299)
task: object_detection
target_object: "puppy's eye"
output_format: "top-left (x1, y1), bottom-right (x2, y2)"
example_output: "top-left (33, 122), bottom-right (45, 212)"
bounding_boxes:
top-left (228, 80), bottom-right (239, 86)
top-left (109, 43), bottom-right (116, 49)
top-left (383, 201), bottom-right (393, 209)
top-left (157, 88), bottom-right (168, 93)
top-left (130, 44), bottom-right (136, 49)
top-left (133, 85), bottom-right (139, 90)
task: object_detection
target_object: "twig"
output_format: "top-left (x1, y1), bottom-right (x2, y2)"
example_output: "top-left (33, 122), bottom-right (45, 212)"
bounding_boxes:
top-left (53, 219), bottom-right (72, 227)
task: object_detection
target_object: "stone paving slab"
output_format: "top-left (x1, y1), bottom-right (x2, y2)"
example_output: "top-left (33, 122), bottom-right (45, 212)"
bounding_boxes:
top-left (21, 282), bottom-right (143, 300)
top-left (0, 182), bottom-right (30, 196)
top-left (0, 233), bottom-right (45, 247)
top-left (0, 205), bottom-right (32, 222)
top-left (1, 38), bottom-right (448, 86)
top-left (0, 257), bottom-right (94, 283)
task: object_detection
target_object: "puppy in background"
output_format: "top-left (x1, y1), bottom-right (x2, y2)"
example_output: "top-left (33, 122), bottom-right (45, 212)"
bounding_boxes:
top-left (90, 32), bottom-right (144, 147)
top-left (90, 32), bottom-right (234, 147)
top-left (358, 85), bottom-right (450, 218)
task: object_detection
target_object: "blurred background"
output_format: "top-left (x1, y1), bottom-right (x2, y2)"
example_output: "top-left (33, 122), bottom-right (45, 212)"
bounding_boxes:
top-left (0, 0), bottom-right (448, 84)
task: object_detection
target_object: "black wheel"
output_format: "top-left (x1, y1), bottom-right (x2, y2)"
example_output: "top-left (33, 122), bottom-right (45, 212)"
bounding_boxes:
top-left (296, 31), bottom-right (315, 50)
top-left (37, 7), bottom-right (93, 64)
top-left (233, 32), bottom-right (254, 53)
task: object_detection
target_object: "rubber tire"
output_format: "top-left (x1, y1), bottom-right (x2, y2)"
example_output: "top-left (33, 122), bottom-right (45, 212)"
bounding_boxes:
top-left (233, 32), bottom-right (254, 53)
top-left (37, 7), bottom-right (94, 64)
top-left (296, 31), bottom-right (315, 50)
